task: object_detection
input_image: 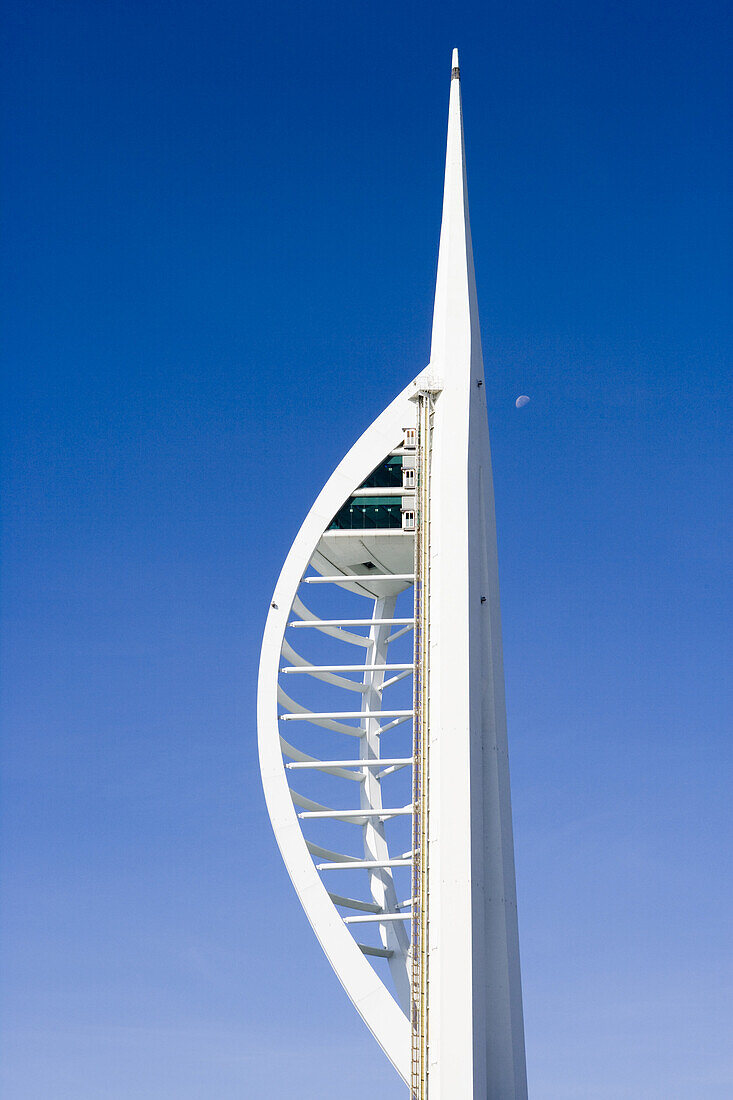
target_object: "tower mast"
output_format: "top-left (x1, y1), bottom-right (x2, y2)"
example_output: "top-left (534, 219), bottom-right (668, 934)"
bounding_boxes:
top-left (419, 47), bottom-right (528, 1098)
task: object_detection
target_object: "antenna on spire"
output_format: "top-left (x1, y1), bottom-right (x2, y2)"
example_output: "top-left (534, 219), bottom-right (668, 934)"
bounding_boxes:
top-left (451, 47), bottom-right (460, 80)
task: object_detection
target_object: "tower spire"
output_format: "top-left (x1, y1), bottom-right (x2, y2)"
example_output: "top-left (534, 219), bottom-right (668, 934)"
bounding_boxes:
top-left (429, 48), bottom-right (482, 383)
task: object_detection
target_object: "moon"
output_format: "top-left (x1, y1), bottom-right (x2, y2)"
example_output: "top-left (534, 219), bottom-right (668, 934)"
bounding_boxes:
top-left (515, 395), bottom-right (530, 409)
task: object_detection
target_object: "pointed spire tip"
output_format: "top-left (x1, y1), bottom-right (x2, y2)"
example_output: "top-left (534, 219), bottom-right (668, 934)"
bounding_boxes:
top-left (451, 48), bottom-right (460, 81)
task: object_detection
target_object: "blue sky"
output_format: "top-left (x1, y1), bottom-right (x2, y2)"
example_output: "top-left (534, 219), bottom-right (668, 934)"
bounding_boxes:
top-left (2, 1), bottom-right (731, 1097)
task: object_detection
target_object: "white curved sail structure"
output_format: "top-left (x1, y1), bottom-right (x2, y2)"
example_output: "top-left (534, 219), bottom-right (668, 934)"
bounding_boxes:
top-left (257, 51), bottom-right (528, 1098)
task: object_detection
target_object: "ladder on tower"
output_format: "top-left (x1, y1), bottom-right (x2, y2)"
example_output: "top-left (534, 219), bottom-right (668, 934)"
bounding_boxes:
top-left (411, 390), bottom-right (433, 1099)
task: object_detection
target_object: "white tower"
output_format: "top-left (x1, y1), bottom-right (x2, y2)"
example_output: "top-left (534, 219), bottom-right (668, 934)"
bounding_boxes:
top-left (257, 51), bottom-right (528, 1098)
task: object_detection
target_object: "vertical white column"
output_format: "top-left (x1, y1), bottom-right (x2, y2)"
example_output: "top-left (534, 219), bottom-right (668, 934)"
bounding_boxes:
top-left (425, 50), bottom-right (527, 1098)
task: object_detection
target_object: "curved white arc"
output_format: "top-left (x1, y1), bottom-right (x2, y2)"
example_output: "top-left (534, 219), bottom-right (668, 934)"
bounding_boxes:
top-left (257, 379), bottom-right (418, 1083)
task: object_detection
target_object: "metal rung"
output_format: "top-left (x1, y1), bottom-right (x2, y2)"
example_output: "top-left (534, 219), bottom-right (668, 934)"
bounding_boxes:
top-left (291, 595), bottom-right (370, 647)
top-left (280, 640), bottom-right (365, 692)
top-left (300, 807), bottom-right (412, 820)
top-left (287, 758), bottom-right (413, 770)
top-left (281, 710), bottom-right (413, 721)
top-left (290, 618), bottom-right (414, 628)
top-left (303, 574), bottom-right (414, 584)
top-left (316, 858), bottom-right (412, 870)
top-left (280, 737), bottom-right (363, 781)
top-left (282, 663), bottom-right (413, 673)
top-left (343, 912), bottom-right (412, 924)
top-left (277, 687), bottom-right (364, 737)
top-left (350, 487), bottom-right (406, 497)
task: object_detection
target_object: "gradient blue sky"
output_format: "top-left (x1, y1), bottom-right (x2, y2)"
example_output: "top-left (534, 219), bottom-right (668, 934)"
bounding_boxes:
top-left (2, 2), bottom-right (731, 1097)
